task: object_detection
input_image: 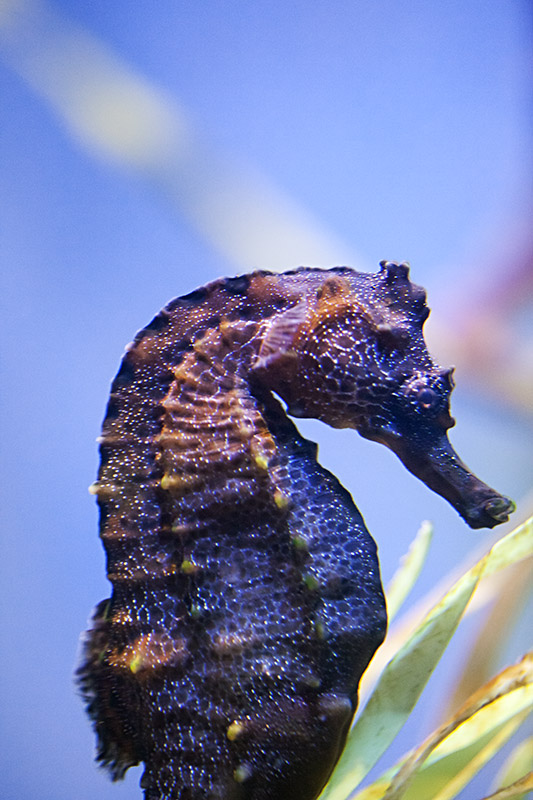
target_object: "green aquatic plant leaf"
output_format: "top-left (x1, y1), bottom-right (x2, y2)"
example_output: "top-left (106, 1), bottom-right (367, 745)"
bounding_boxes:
top-left (385, 521), bottom-right (433, 623)
top-left (318, 554), bottom-right (482, 800)
top-left (422, 716), bottom-right (530, 800)
top-left (382, 653), bottom-right (533, 800)
top-left (490, 735), bottom-right (533, 800)
top-left (481, 770), bottom-right (533, 800)
top-left (441, 558), bottom-right (533, 720)
top-left (319, 516), bottom-right (533, 800)
top-left (351, 706), bottom-right (530, 800)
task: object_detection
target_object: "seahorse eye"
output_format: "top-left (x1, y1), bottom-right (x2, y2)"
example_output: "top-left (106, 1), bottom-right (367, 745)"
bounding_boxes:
top-left (416, 386), bottom-right (438, 409)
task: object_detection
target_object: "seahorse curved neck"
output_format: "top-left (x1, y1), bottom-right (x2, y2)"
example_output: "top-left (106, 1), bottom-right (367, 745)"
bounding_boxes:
top-left (155, 319), bottom-right (290, 523)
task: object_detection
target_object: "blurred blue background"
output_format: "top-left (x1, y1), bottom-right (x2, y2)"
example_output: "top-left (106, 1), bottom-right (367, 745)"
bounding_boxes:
top-left (1, 2), bottom-right (532, 799)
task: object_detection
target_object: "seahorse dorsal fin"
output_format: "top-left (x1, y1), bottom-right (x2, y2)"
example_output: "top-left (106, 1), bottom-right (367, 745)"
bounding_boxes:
top-left (254, 299), bottom-right (308, 371)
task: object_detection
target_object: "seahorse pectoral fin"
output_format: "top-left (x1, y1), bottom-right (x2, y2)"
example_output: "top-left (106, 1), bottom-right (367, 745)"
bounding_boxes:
top-left (254, 299), bottom-right (308, 370)
top-left (384, 433), bottom-right (515, 529)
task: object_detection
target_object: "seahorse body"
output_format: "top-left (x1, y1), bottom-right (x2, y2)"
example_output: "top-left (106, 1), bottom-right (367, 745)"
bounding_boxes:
top-left (79, 262), bottom-right (514, 800)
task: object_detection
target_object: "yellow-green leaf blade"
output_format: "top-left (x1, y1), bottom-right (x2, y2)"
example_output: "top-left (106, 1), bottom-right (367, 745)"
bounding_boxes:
top-left (385, 521), bottom-right (433, 623)
top-left (319, 517), bottom-right (533, 800)
top-left (350, 656), bottom-right (533, 800)
top-left (490, 736), bottom-right (533, 800)
top-left (480, 771), bottom-right (533, 800)
top-left (318, 563), bottom-right (482, 800)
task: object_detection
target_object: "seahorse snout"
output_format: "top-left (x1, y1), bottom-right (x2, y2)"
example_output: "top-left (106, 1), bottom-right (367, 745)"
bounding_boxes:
top-left (465, 494), bottom-right (516, 530)
top-left (384, 433), bottom-right (515, 530)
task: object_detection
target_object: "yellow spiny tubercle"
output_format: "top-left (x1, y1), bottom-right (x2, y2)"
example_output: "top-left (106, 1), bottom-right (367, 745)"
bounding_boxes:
top-left (292, 535), bottom-right (308, 550)
top-left (233, 763), bottom-right (253, 783)
top-left (303, 574), bottom-right (320, 591)
top-left (88, 482), bottom-right (120, 499)
top-left (160, 473), bottom-right (197, 492)
top-left (255, 455), bottom-right (269, 470)
top-left (274, 489), bottom-right (290, 509)
top-left (160, 474), bottom-right (178, 491)
top-left (314, 619), bottom-right (326, 640)
top-left (226, 720), bottom-right (245, 741)
top-left (128, 653), bottom-right (144, 674)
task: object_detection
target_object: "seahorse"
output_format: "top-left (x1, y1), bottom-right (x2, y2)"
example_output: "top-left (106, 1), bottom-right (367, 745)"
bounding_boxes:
top-left (78, 261), bottom-right (514, 800)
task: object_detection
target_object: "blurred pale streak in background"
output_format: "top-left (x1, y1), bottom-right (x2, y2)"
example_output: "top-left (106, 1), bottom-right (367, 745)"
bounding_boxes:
top-left (1, 0), bottom-right (531, 412)
top-left (0, 0), bottom-right (356, 268)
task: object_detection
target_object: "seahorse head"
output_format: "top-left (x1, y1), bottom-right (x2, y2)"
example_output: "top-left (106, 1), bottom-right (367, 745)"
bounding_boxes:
top-left (254, 261), bottom-right (514, 529)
